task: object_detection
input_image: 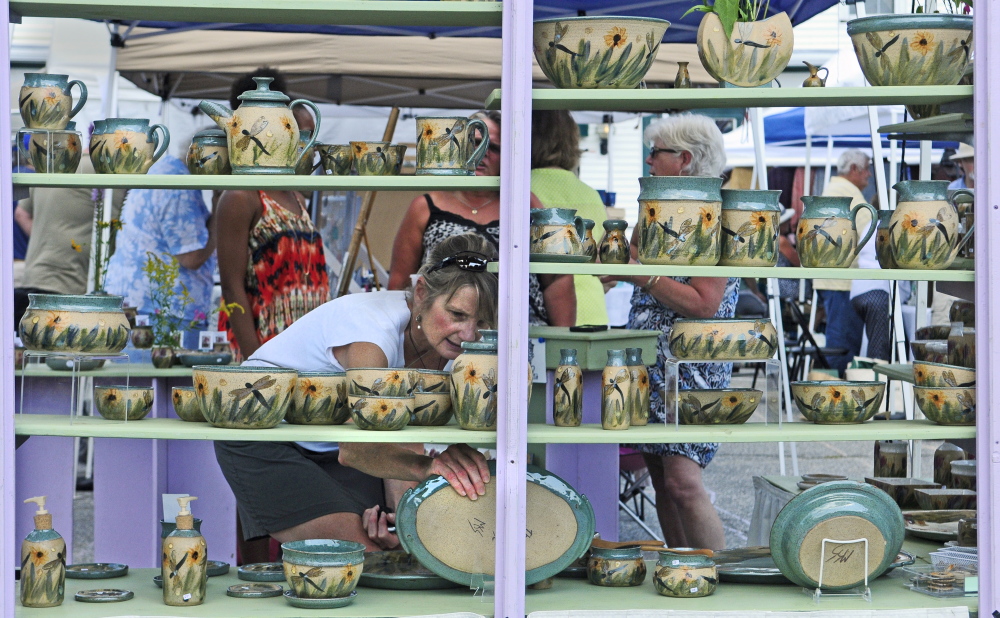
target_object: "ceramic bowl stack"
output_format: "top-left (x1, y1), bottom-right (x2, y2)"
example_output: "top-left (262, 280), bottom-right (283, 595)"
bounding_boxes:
top-left (281, 539), bottom-right (364, 609)
top-left (790, 381), bottom-right (885, 424)
top-left (346, 368), bottom-right (417, 430)
top-left (411, 370), bottom-right (453, 426)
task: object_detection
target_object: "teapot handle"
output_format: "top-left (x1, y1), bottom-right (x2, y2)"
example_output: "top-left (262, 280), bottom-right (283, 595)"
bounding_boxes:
top-left (465, 118), bottom-right (490, 173)
top-left (67, 80), bottom-right (88, 120)
top-left (149, 124), bottom-right (170, 165)
top-left (290, 100), bottom-right (321, 168)
top-left (851, 202), bottom-right (878, 257)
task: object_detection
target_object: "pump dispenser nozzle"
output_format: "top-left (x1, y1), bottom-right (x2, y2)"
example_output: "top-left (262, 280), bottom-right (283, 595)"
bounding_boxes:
top-left (176, 496), bottom-right (197, 517)
top-left (174, 496), bottom-right (197, 530)
top-left (25, 496), bottom-right (52, 530)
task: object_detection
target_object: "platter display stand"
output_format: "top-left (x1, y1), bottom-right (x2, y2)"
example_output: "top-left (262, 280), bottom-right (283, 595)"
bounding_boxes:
top-left (806, 537), bottom-right (872, 603)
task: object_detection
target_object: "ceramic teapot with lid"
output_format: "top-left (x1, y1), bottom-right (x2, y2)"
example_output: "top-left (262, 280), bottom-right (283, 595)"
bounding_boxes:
top-left (199, 77), bottom-right (320, 174)
top-left (796, 196), bottom-right (877, 268)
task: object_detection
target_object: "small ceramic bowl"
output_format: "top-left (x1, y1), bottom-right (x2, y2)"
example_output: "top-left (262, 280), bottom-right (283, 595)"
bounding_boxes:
top-left (912, 361), bottom-right (975, 388)
top-left (411, 391), bottom-right (453, 426)
top-left (668, 318), bottom-right (777, 361)
top-left (349, 395), bottom-right (412, 431)
top-left (192, 365), bottom-right (297, 429)
top-left (587, 546), bottom-right (646, 587)
top-left (171, 386), bottom-right (205, 422)
top-left (675, 388), bottom-right (761, 425)
top-left (317, 144), bottom-right (353, 176)
top-left (287, 372), bottom-right (350, 425)
top-left (45, 356), bottom-right (105, 371)
top-left (914, 386), bottom-right (976, 426)
top-left (864, 477), bottom-right (942, 509)
top-left (94, 385), bottom-right (154, 421)
top-left (791, 381), bottom-right (885, 424)
top-left (347, 368), bottom-right (419, 398)
top-left (915, 325), bottom-right (952, 341)
top-left (177, 351), bottom-right (232, 367)
top-left (281, 539), bottom-right (365, 599)
top-left (914, 488), bottom-right (976, 511)
top-left (415, 369), bottom-right (450, 394)
top-left (950, 460), bottom-right (976, 490)
top-left (910, 340), bottom-right (949, 363)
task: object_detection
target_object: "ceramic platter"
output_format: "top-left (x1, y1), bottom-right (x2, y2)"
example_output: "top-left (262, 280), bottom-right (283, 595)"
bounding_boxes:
top-left (397, 461), bottom-right (595, 587)
top-left (770, 480), bottom-right (905, 590)
top-left (227, 583), bottom-right (284, 599)
top-left (206, 560), bottom-right (230, 577)
top-left (714, 547), bottom-right (916, 584)
top-left (529, 253), bottom-right (592, 263)
top-left (902, 509), bottom-right (976, 542)
top-left (359, 550), bottom-right (462, 590)
top-left (284, 589), bottom-right (357, 609)
top-left (238, 562), bottom-right (285, 582)
top-left (65, 563), bottom-right (128, 579)
top-left (74, 588), bottom-right (134, 603)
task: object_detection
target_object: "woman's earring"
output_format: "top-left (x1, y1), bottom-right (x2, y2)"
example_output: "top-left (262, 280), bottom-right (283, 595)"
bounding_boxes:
top-left (416, 314), bottom-right (422, 330)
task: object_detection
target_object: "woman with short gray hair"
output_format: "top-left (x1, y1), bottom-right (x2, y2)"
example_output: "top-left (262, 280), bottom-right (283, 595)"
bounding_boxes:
top-left (642, 114), bottom-right (727, 177)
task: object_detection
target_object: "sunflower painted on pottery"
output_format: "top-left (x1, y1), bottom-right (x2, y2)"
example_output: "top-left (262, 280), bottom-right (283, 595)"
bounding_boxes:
top-left (827, 387), bottom-right (844, 404)
top-left (644, 202), bottom-right (661, 225)
top-left (765, 28), bottom-right (783, 48)
top-left (909, 31), bottom-right (935, 56)
top-left (699, 207), bottom-right (715, 228)
top-left (751, 212), bottom-right (771, 230)
top-left (604, 26), bottom-right (627, 48)
top-left (111, 132), bottom-right (131, 152)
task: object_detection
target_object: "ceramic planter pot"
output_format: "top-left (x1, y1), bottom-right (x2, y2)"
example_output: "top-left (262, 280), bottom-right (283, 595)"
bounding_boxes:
top-left (790, 380), bottom-right (885, 424)
top-left (151, 346), bottom-right (176, 369)
top-left (910, 339), bottom-right (948, 363)
top-left (186, 128), bottom-right (230, 175)
top-left (415, 116), bottom-right (490, 175)
top-left (947, 324), bottom-right (975, 368)
top-left (411, 392), bottom-right (453, 426)
top-left (317, 144), bottom-right (353, 176)
top-left (601, 349), bottom-right (631, 430)
top-left (451, 330), bottom-right (499, 431)
top-left (933, 442), bottom-right (966, 487)
top-left (530, 208), bottom-right (586, 257)
top-left (653, 549), bottom-right (716, 598)
top-left (347, 368), bottom-right (419, 397)
top-left (18, 129), bottom-right (82, 173)
top-left (19, 73), bottom-right (87, 129)
top-left (295, 130), bottom-right (317, 176)
top-left (90, 118), bottom-right (169, 174)
top-left (673, 388), bottom-right (761, 425)
top-left (533, 16), bottom-right (670, 89)
top-left (864, 477), bottom-right (942, 509)
top-left (668, 318), bottom-right (777, 361)
top-left (598, 219), bottom-right (630, 264)
top-left (19, 293), bottom-right (131, 354)
top-left (581, 219), bottom-right (598, 262)
top-left (874, 440), bottom-right (908, 478)
top-left (637, 176), bottom-right (723, 265)
top-left (587, 546), bottom-right (646, 587)
top-left (281, 539), bottom-right (365, 599)
top-left (349, 395), bottom-right (413, 431)
top-left (171, 386), bottom-right (206, 422)
top-left (914, 386), bottom-right (975, 426)
top-left (718, 189), bottom-right (781, 267)
top-left (94, 385), bottom-right (154, 421)
top-left (912, 361), bottom-right (975, 388)
top-left (889, 181), bottom-right (966, 269)
top-left (914, 488), bottom-right (976, 511)
top-left (351, 141), bottom-right (398, 176)
top-left (950, 300), bottom-right (974, 327)
top-left (697, 12), bottom-right (793, 87)
top-left (875, 210), bottom-right (898, 269)
top-left (415, 369), bottom-right (450, 394)
top-left (625, 347), bottom-right (649, 426)
top-left (554, 348), bottom-right (583, 427)
top-left (192, 365), bottom-right (296, 429)
top-left (950, 460), bottom-right (976, 490)
top-left (796, 196), bottom-right (877, 268)
top-left (288, 372), bottom-right (349, 425)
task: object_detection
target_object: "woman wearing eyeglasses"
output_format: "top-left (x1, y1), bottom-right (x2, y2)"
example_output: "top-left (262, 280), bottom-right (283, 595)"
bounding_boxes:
top-left (600, 114), bottom-right (738, 551)
top-left (214, 234), bottom-right (496, 553)
top-left (388, 110), bottom-right (576, 328)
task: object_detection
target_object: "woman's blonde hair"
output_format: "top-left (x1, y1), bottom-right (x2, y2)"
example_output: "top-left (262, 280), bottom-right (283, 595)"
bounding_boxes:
top-left (415, 234), bottom-right (499, 328)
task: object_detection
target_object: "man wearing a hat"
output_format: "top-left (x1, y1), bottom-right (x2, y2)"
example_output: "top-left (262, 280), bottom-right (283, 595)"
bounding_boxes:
top-left (948, 142), bottom-right (974, 190)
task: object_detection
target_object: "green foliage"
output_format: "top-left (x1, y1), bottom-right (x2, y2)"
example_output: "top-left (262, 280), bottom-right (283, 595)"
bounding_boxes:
top-left (143, 252), bottom-right (200, 347)
top-left (913, 0), bottom-right (972, 14)
top-left (682, 0), bottom-right (771, 39)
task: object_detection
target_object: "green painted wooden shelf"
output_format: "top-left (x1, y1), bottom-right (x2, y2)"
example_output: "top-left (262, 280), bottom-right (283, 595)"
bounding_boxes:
top-left (16, 362), bottom-right (192, 378)
top-left (485, 85), bottom-right (973, 111)
top-left (13, 173), bottom-right (500, 191)
top-left (874, 363), bottom-right (917, 384)
top-left (880, 112), bottom-right (973, 141)
top-left (11, 0), bottom-right (502, 25)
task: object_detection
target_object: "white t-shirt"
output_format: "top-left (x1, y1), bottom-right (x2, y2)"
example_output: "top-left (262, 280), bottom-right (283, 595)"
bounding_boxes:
top-left (245, 290), bottom-right (410, 451)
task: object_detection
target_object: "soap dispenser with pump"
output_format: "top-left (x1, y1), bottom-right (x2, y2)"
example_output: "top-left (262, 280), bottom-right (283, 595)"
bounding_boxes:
top-left (162, 496), bottom-right (207, 606)
top-left (21, 495), bottom-right (65, 608)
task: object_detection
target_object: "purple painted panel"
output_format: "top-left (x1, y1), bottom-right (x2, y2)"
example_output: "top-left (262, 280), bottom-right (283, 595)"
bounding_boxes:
top-left (1, 2), bottom-right (14, 612)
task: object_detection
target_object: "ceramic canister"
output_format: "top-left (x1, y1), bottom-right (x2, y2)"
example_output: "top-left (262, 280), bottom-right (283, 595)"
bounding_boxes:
top-left (625, 347), bottom-right (649, 426)
top-left (598, 219), bottom-right (630, 264)
top-left (186, 128), bottom-right (230, 175)
top-left (415, 116), bottom-right (490, 175)
top-left (933, 442), bottom-right (966, 487)
top-left (874, 440), bottom-right (908, 478)
top-left (554, 348), bottom-right (583, 427)
top-left (874, 210), bottom-right (897, 269)
top-left (796, 195), bottom-right (877, 268)
top-left (947, 322), bottom-right (975, 369)
top-left (949, 460), bottom-right (976, 490)
top-left (19, 73), bottom-right (87, 130)
top-left (718, 189), bottom-right (781, 267)
top-left (653, 549), bottom-right (717, 598)
top-left (19, 128), bottom-right (82, 174)
top-left (90, 118), bottom-right (170, 174)
top-left (637, 176), bottom-right (723, 265)
top-left (889, 181), bottom-right (965, 270)
top-left (581, 219), bottom-right (598, 262)
top-left (19, 293), bottom-right (131, 355)
top-left (451, 329), bottom-right (499, 431)
top-left (587, 546), bottom-right (646, 587)
top-left (531, 208), bottom-right (586, 257)
top-left (601, 350), bottom-right (631, 430)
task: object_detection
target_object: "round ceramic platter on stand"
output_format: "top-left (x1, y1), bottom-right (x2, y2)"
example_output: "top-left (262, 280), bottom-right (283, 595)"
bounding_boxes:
top-left (396, 461), bottom-right (595, 587)
top-left (715, 548), bottom-right (915, 584)
top-left (902, 509), bottom-right (976, 542)
top-left (359, 551), bottom-right (462, 590)
top-left (529, 253), bottom-right (592, 263)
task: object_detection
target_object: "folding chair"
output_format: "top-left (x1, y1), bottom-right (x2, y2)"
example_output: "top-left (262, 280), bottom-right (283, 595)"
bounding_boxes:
top-left (618, 448), bottom-right (662, 541)
top-left (782, 298), bottom-right (848, 382)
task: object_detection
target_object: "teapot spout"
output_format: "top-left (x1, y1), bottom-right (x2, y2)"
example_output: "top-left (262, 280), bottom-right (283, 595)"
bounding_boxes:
top-left (198, 100), bottom-right (233, 129)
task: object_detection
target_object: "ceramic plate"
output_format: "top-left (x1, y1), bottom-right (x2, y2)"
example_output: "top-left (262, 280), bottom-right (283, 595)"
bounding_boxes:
top-left (715, 548), bottom-right (916, 584)
top-left (284, 589), bottom-right (357, 609)
top-left (227, 583), bottom-right (284, 598)
top-left (903, 509), bottom-right (976, 542)
top-left (207, 560), bottom-right (230, 577)
top-left (770, 480), bottom-right (904, 590)
top-left (238, 562), bottom-right (286, 581)
top-left (66, 563), bottom-right (128, 579)
top-left (74, 588), bottom-right (134, 603)
top-left (529, 253), bottom-right (592, 263)
top-left (359, 550), bottom-right (462, 590)
top-left (397, 461), bottom-right (595, 587)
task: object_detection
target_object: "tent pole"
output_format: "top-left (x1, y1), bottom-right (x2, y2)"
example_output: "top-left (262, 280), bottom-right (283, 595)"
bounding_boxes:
top-left (336, 106), bottom-right (399, 298)
top-left (87, 32), bottom-right (120, 293)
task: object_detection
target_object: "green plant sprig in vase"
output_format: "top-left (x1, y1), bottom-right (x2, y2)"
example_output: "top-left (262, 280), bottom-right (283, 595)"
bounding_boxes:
top-left (683, 0), bottom-right (772, 39)
top-left (142, 252), bottom-right (205, 350)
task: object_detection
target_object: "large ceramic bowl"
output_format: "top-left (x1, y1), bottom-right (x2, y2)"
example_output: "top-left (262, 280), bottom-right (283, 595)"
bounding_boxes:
top-left (411, 391), bottom-right (453, 426)
top-left (668, 318), bottom-right (777, 361)
top-left (913, 386), bottom-right (975, 426)
top-left (791, 381), bottom-right (885, 424)
top-left (94, 385), bottom-right (154, 421)
top-left (347, 368), bottom-right (419, 397)
top-left (770, 481), bottom-right (904, 590)
top-left (950, 460), bottom-right (976, 490)
top-left (191, 365), bottom-right (297, 429)
top-left (847, 15), bottom-right (973, 88)
top-left (533, 17), bottom-right (670, 89)
top-left (281, 539), bottom-right (365, 599)
top-left (864, 477), bottom-right (942, 509)
top-left (910, 340), bottom-right (949, 363)
top-left (912, 361), bottom-right (975, 388)
top-left (415, 369), bottom-right (450, 394)
top-left (19, 293), bottom-right (131, 354)
top-left (349, 395), bottom-right (412, 431)
top-left (674, 388), bottom-right (761, 425)
top-left (287, 372), bottom-right (349, 425)
top-left (171, 386), bottom-right (205, 422)
top-left (914, 488), bottom-right (976, 511)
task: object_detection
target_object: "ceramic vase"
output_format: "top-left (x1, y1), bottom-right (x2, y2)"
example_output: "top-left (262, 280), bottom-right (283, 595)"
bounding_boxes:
top-left (531, 208), bottom-right (586, 257)
top-left (553, 348), bottom-right (583, 427)
top-left (696, 12), bottom-right (794, 88)
top-left (581, 219), bottom-right (598, 262)
top-left (874, 210), bottom-right (897, 269)
top-left (587, 546), bottom-right (646, 587)
top-left (151, 346), bottom-right (176, 369)
top-left (130, 325), bottom-right (154, 349)
top-left (601, 349), bottom-right (631, 430)
top-left (451, 329), bottom-right (499, 431)
top-left (933, 442), bottom-right (966, 487)
top-left (186, 128), bottom-right (230, 175)
top-left (718, 189), bottom-right (781, 267)
top-left (317, 144), bottom-right (354, 176)
top-left (947, 323), bottom-right (975, 369)
top-left (653, 549), bottom-right (717, 598)
top-left (889, 181), bottom-right (966, 269)
top-left (415, 116), bottom-right (490, 175)
top-left (18, 129), bottom-right (82, 174)
top-left (19, 293), bottom-right (131, 354)
top-left (796, 196), bottom-right (877, 268)
top-left (636, 176), bottom-right (723, 265)
top-left (674, 61), bottom-right (691, 88)
top-left (19, 73), bottom-right (87, 130)
top-left (874, 440), bottom-right (907, 478)
top-left (626, 347), bottom-right (649, 426)
top-left (598, 219), bottom-right (630, 264)
top-left (90, 118), bottom-right (169, 174)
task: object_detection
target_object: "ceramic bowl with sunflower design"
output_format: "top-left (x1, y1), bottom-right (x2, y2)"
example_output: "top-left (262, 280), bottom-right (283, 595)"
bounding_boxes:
top-left (94, 385), bottom-right (154, 421)
top-left (280, 539), bottom-right (365, 600)
top-left (791, 380), bottom-right (886, 424)
top-left (347, 368), bottom-right (419, 398)
top-left (912, 361), bottom-right (975, 388)
top-left (914, 386), bottom-right (976, 426)
top-left (636, 176), bottom-right (723, 266)
top-left (287, 372), bottom-right (350, 425)
top-left (672, 388), bottom-right (761, 425)
top-left (411, 391), bottom-right (453, 427)
top-left (349, 395), bottom-right (412, 431)
top-left (668, 318), bottom-right (778, 361)
top-left (192, 365), bottom-right (297, 429)
top-left (415, 369), bottom-right (450, 394)
top-left (718, 190), bottom-right (781, 267)
top-left (171, 386), bottom-right (205, 422)
top-left (533, 17), bottom-right (671, 89)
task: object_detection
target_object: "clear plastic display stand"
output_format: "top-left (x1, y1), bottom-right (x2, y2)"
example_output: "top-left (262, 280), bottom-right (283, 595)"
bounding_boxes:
top-left (18, 351), bottom-right (131, 424)
top-left (470, 574), bottom-right (494, 601)
top-left (664, 358), bottom-right (782, 427)
top-left (803, 537), bottom-right (872, 603)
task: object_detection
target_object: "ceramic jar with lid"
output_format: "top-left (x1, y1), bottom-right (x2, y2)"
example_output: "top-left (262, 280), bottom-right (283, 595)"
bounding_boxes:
top-left (186, 128), bottom-right (230, 175)
top-left (451, 329), bottom-right (499, 431)
top-left (653, 549), bottom-right (717, 598)
top-left (601, 349), bottom-right (631, 430)
top-left (554, 348), bottom-right (583, 427)
top-left (625, 347), bottom-right (649, 426)
top-left (587, 546), bottom-right (646, 587)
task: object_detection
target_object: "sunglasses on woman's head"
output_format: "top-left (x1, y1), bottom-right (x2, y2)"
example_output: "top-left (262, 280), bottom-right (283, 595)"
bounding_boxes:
top-left (427, 252), bottom-right (490, 274)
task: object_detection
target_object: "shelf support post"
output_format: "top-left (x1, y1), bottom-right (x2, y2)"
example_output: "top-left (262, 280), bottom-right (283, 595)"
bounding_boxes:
top-left (0, 0), bottom-right (15, 613)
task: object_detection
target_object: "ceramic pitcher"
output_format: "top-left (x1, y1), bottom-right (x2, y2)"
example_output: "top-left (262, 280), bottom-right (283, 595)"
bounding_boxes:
top-left (451, 329), bottom-right (499, 431)
top-left (186, 128), bottom-right (230, 175)
top-left (718, 189), bottom-right (781, 267)
top-left (636, 176), bottom-right (723, 265)
top-left (19, 73), bottom-right (87, 130)
top-left (802, 61), bottom-right (829, 87)
top-left (317, 144), bottom-right (353, 176)
top-left (874, 210), bottom-right (897, 269)
top-left (602, 350), bottom-right (631, 430)
top-left (90, 118), bottom-right (169, 175)
top-left (415, 116), bottom-right (490, 176)
top-left (889, 180), bottom-right (968, 270)
top-left (199, 77), bottom-right (321, 174)
top-left (626, 348), bottom-right (649, 426)
top-left (653, 549), bottom-right (717, 598)
top-left (796, 196), bottom-right (876, 268)
top-left (598, 219), bottom-right (630, 264)
top-left (530, 208), bottom-right (585, 256)
top-left (19, 128), bottom-right (81, 174)
top-left (581, 219), bottom-right (598, 262)
top-left (554, 348), bottom-right (583, 427)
